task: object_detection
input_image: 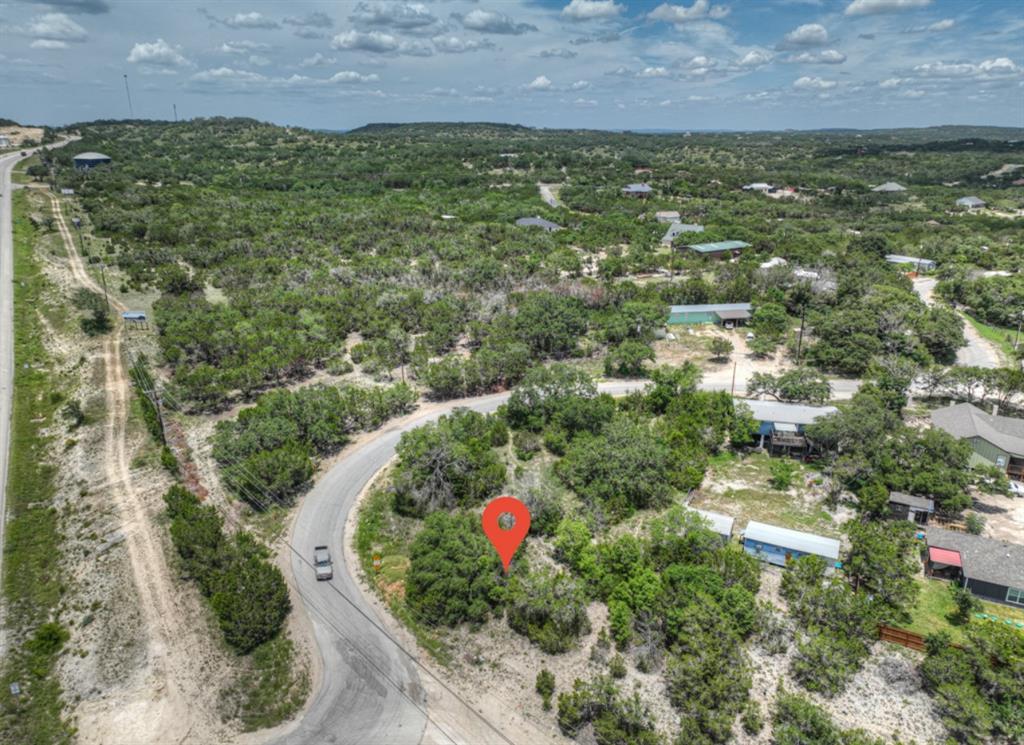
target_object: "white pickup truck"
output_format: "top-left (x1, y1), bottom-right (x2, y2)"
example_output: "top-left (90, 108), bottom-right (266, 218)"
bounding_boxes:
top-left (314, 545), bottom-right (333, 581)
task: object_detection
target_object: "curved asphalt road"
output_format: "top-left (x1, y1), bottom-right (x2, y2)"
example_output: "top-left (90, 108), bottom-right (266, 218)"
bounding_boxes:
top-left (271, 374), bottom-right (863, 745)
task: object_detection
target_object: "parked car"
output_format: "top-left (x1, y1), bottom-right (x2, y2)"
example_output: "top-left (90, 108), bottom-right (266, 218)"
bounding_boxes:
top-left (314, 545), bottom-right (333, 580)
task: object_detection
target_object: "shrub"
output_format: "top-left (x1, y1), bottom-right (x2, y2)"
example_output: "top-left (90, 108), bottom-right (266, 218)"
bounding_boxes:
top-left (536, 668), bottom-right (556, 710)
top-left (768, 459), bottom-right (797, 490)
top-left (513, 430), bottom-right (542, 461)
top-left (507, 569), bottom-right (591, 653)
top-left (608, 654), bottom-right (627, 679)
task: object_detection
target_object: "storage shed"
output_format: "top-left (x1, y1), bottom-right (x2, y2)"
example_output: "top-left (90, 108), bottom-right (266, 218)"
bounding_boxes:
top-left (742, 521), bottom-right (841, 569)
top-left (888, 492), bottom-right (934, 525)
top-left (73, 152), bottom-right (112, 170)
top-left (691, 508), bottom-right (735, 542)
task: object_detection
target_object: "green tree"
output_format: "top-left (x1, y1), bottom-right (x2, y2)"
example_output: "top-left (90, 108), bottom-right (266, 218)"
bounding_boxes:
top-left (845, 520), bottom-right (920, 624)
top-left (536, 669), bottom-right (556, 710)
top-left (507, 568), bottom-right (591, 653)
top-left (604, 340), bottom-right (655, 377)
top-left (709, 336), bottom-right (733, 361)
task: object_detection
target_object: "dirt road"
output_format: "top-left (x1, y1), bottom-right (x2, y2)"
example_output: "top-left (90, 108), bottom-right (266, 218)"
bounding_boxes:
top-left (48, 193), bottom-right (226, 743)
top-left (913, 277), bottom-right (1004, 369)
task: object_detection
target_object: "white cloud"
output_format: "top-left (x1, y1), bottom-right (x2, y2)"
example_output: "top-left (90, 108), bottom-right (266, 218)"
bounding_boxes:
top-left (909, 58), bottom-right (1020, 80)
top-left (779, 23), bottom-right (828, 48)
top-left (458, 9), bottom-right (537, 35)
top-left (569, 80), bottom-right (591, 90)
top-left (638, 66), bottom-right (671, 78)
top-left (350, 2), bottom-right (437, 29)
top-left (189, 67), bottom-right (379, 92)
top-left (845, 0), bottom-right (931, 15)
top-left (899, 88), bottom-right (926, 98)
top-left (331, 29), bottom-right (432, 56)
top-left (127, 38), bottom-right (191, 68)
top-left (527, 75), bottom-right (553, 90)
top-left (30, 38), bottom-right (69, 49)
top-left (26, 12), bottom-right (87, 41)
top-left (928, 18), bottom-right (954, 31)
top-left (299, 53), bottom-right (336, 67)
top-left (283, 12), bottom-right (333, 29)
top-left (248, 55), bottom-right (271, 67)
top-left (426, 86), bottom-right (459, 97)
top-left (793, 75), bottom-right (837, 89)
top-left (659, 99), bottom-right (673, 106)
top-left (220, 40), bottom-right (271, 55)
top-left (879, 77), bottom-right (902, 87)
top-left (561, 0), bottom-right (624, 21)
top-left (738, 49), bottom-right (773, 67)
top-left (224, 12), bottom-right (279, 29)
top-left (573, 97), bottom-right (598, 107)
top-left (978, 57), bottom-right (1019, 75)
top-left (648, 0), bottom-right (729, 24)
top-left (540, 48), bottom-right (577, 59)
top-left (788, 49), bottom-right (846, 64)
top-left (432, 35), bottom-right (494, 54)
top-left (329, 70), bottom-right (378, 83)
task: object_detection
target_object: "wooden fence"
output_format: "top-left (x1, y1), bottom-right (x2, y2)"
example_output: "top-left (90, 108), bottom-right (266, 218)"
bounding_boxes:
top-left (878, 625), bottom-right (927, 652)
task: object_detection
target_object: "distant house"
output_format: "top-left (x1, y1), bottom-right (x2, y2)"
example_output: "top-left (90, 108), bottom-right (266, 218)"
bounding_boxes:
top-left (931, 402), bottom-right (1024, 481)
top-left (885, 254), bottom-right (936, 272)
top-left (793, 268), bottom-right (821, 281)
top-left (925, 527), bottom-right (1024, 607)
top-left (685, 240), bottom-right (751, 258)
top-left (660, 221), bottom-right (704, 246)
top-left (889, 492), bottom-right (935, 525)
top-left (691, 508), bottom-right (735, 542)
top-left (515, 216), bottom-right (562, 232)
top-left (872, 181), bottom-right (907, 193)
top-left (655, 210), bottom-right (681, 223)
top-left (742, 521), bottom-right (841, 569)
top-left (622, 183), bottom-right (652, 198)
top-left (73, 152), bottom-right (112, 170)
top-left (956, 196), bottom-right (986, 210)
top-left (0, 135), bottom-right (11, 148)
top-left (60, 188), bottom-right (75, 196)
top-left (742, 182), bottom-right (772, 192)
top-left (760, 257), bottom-right (787, 270)
top-left (667, 302), bottom-right (752, 326)
top-left (739, 399), bottom-right (838, 455)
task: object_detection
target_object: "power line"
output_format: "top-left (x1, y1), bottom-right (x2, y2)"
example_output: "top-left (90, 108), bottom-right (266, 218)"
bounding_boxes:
top-left (124, 350), bottom-right (517, 745)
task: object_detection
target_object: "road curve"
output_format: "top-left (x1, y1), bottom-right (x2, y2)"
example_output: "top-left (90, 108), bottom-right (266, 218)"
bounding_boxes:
top-left (913, 277), bottom-right (1003, 369)
top-left (271, 376), bottom-right (860, 745)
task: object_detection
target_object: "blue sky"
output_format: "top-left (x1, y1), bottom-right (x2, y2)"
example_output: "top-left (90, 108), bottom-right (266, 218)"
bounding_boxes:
top-left (2, 0), bottom-right (1022, 130)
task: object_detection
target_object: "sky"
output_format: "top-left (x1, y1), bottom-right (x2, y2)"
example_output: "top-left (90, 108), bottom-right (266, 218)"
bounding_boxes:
top-left (1, 0), bottom-right (1022, 131)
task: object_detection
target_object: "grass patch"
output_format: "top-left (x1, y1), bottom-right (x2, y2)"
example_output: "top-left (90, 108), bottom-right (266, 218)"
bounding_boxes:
top-left (220, 635), bottom-right (309, 731)
top-left (963, 314), bottom-right (1016, 363)
top-left (693, 452), bottom-right (837, 536)
top-left (905, 577), bottom-right (1024, 644)
top-left (354, 484), bottom-right (451, 664)
top-left (0, 190), bottom-right (73, 743)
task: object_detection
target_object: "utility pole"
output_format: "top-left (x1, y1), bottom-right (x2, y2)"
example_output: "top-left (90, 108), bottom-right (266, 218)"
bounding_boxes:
top-left (730, 360), bottom-right (737, 396)
top-left (1015, 310), bottom-right (1023, 350)
top-left (123, 74), bottom-right (134, 117)
top-left (796, 304), bottom-right (807, 364)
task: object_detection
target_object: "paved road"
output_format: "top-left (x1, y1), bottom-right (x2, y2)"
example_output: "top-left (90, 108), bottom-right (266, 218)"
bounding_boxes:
top-left (274, 378), bottom-right (858, 745)
top-left (913, 277), bottom-right (1003, 369)
top-left (0, 140), bottom-right (73, 656)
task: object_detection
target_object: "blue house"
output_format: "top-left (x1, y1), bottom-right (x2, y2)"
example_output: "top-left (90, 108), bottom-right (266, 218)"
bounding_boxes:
top-left (742, 521), bottom-right (841, 569)
top-left (737, 399), bottom-right (837, 455)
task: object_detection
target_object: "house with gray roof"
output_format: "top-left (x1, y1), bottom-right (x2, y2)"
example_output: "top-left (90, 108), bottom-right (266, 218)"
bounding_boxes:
top-left (515, 216), bottom-right (562, 232)
top-left (690, 508), bottom-right (735, 542)
top-left (622, 183), bottom-right (652, 198)
top-left (931, 402), bottom-right (1024, 481)
top-left (872, 181), bottom-right (907, 193)
top-left (888, 492), bottom-right (935, 525)
top-left (885, 254), bottom-right (936, 272)
top-left (660, 221), bottom-right (704, 246)
top-left (685, 240), bottom-right (751, 258)
top-left (73, 152), bottom-right (112, 170)
top-left (956, 196), bottom-right (986, 210)
top-left (739, 399), bottom-right (838, 454)
top-left (926, 527), bottom-right (1024, 607)
top-left (655, 210), bottom-right (681, 223)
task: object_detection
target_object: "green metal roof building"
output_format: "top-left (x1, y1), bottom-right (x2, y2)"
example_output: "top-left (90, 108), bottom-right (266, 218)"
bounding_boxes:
top-left (667, 303), bottom-right (752, 325)
top-left (685, 240), bottom-right (751, 257)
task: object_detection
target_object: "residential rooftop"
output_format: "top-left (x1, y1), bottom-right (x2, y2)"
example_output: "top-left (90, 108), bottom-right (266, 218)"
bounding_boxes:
top-left (927, 527), bottom-right (1024, 590)
top-left (931, 402), bottom-right (1024, 458)
top-left (686, 240), bottom-right (751, 254)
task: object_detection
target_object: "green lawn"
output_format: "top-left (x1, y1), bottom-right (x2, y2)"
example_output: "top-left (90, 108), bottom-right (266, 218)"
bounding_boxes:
top-left (906, 577), bottom-right (1024, 644)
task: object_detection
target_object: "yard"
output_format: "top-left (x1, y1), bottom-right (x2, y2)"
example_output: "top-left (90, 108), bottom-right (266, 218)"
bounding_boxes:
top-left (905, 576), bottom-right (1024, 644)
top-left (691, 451), bottom-right (846, 538)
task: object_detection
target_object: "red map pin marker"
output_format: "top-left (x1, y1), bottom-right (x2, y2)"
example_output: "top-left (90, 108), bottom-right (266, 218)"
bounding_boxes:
top-left (482, 495), bottom-right (531, 573)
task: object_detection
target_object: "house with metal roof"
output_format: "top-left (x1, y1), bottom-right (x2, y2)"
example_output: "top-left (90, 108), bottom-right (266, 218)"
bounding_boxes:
top-left (667, 302), bottom-right (752, 326)
top-left (690, 508), bottom-right (735, 542)
top-left (956, 196), bottom-right (986, 209)
top-left (742, 182), bottom-right (772, 192)
top-left (738, 399), bottom-right (837, 454)
top-left (0, 135), bottom-right (11, 148)
top-left (742, 521), bottom-right (841, 569)
top-left (515, 216), bottom-right (562, 232)
top-left (872, 181), bottom-right (907, 193)
top-left (925, 527), bottom-right (1024, 607)
top-left (931, 402), bottom-right (1024, 481)
top-left (685, 240), bottom-right (751, 258)
top-left (655, 210), bottom-right (681, 223)
top-left (660, 221), bottom-right (704, 246)
top-left (73, 152), bottom-right (112, 170)
top-left (885, 254), bottom-right (936, 272)
top-left (622, 183), bottom-right (652, 198)
top-left (888, 492), bottom-right (935, 525)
